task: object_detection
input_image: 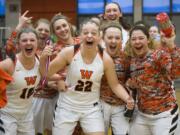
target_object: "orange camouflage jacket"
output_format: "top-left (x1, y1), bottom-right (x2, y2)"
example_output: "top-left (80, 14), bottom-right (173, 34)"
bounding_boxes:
top-left (129, 47), bottom-right (180, 114)
top-left (0, 68), bottom-right (13, 108)
top-left (100, 51), bottom-right (130, 105)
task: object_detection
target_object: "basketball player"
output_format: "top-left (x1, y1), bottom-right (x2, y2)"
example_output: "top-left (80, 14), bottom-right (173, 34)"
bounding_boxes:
top-left (0, 27), bottom-right (41, 135)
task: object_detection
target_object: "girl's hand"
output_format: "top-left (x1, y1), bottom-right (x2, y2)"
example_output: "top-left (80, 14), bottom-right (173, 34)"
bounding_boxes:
top-left (161, 29), bottom-right (176, 49)
top-left (57, 80), bottom-right (68, 92)
top-left (40, 45), bottom-right (54, 60)
top-left (126, 96), bottom-right (135, 110)
top-left (16, 10), bottom-right (33, 31)
top-left (126, 78), bottom-right (139, 90)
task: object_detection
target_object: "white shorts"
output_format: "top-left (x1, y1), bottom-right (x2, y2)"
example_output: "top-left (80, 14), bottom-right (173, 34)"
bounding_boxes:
top-left (101, 100), bottom-right (130, 135)
top-left (0, 110), bottom-right (35, 135)
top-left (52, 103), bottom-right (104, 135)
top-left (32, 95), bottom-right (58, 134)
top-left (130, 105), bottom-right (179, 135)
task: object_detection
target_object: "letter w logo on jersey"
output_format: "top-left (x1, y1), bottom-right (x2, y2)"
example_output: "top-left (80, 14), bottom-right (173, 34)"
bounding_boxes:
top-left (80, 69), bottom-right (93, 79)
top-left (24, 76), bottom-right (37, 86)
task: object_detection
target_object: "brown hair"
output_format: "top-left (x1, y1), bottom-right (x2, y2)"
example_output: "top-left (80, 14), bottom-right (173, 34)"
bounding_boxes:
top-left (129, 25), bottom-right (150, 39)
top-left (34, 18), bottom-right (50, 29)
top-left (17, 27), bottom-right (39, 41)
top-left (102, 21), bottom-right (122, 39)
top-left (79, 19), bottom-right (100, 34)
top-left (104, 2), bottom-right (131, 30)
top-left (50, 13), bottom-right (74, 36)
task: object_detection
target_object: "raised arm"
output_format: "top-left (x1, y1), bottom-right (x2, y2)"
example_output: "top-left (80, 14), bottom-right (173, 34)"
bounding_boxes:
top-left (161, 32), bottom-right (180, 79)
top-left (6, 10), bottom-right (33, 61)
top-left (16, 10), bottom-right (32, 30)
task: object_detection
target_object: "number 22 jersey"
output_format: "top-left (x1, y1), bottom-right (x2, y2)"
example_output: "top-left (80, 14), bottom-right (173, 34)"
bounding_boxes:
top-left (58, 45), bottom-right (104, 112)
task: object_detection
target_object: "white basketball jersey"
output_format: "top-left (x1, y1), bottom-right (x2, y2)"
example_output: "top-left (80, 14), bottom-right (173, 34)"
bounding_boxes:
top-left (58, 48), bottom-right (104, 112)
top-left (1, 58), bottom-right (41, 119)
